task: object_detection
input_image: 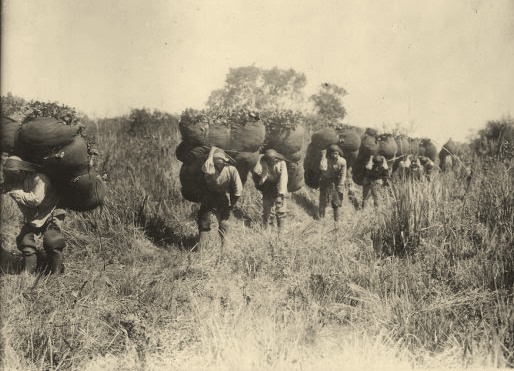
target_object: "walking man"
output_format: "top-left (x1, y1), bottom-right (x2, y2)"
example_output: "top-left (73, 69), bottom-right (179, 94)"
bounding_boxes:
top-left (252, 149), bottom-right (289, 231)
top-left (197, 146), bottom-right (243, 251)
top-left (318, 144), bottom-right (347, 221)
top-left (2, 156), bottom-right (66, 274)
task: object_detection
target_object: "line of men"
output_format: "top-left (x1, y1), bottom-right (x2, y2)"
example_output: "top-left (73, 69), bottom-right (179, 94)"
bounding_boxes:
top-left (1, 145), bottom-right (435, 274)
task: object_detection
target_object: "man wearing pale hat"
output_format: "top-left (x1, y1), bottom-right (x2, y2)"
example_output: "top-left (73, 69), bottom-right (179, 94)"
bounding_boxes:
top-left (197, 146), bottom-right (243, 251)
top-left (252, 148), bottom-right (289, 231)
top-left (2, 156), bottom-right (65, 274)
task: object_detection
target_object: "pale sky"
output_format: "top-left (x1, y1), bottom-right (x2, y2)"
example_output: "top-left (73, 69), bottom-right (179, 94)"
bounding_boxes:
top-left (2, 0), bottom-right (513, 145)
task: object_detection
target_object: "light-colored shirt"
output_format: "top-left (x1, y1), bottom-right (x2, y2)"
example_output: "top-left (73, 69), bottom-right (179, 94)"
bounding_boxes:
top-left (8, 173), bottom-right (60, 228)
top-left (253, 158), bottom-right (288, 196)
top-left (202, 163), bottom-right (243, 199)
top-left (320, 155), bottom-right (347, 192)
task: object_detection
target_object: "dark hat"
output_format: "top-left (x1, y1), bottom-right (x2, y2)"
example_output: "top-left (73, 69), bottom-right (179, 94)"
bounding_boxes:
top-left (3, 156), bottom-right (40, 173)
top-left (373, 155), bottom-right (385, 164)
top-left (263, 149), bottom-right (288, 162)
top-left (327, 144), bottom-right (343, 155)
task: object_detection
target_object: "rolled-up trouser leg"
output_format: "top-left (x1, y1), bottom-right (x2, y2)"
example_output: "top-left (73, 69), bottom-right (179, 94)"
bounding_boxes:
top-left (16, 225), bottom-right (38, 273)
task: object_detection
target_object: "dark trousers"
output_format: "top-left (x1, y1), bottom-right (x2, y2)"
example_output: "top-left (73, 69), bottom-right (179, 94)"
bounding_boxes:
top-left (16, 209), bottom-right (66, 273)
top-left (197, 192), bottom-right (231, 247)
top-left (319, 178), bottom-right (342, 220)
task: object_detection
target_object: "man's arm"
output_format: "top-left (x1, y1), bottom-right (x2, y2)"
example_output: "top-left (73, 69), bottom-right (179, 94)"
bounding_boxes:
top-left (336, 158), bottom-right (347, 193)
top-left (229, 167), bottom-right (243, 206)
top-left (8, 175), bottom-right (46, 207)
top-left (277, 161), bottom-right (288, 196)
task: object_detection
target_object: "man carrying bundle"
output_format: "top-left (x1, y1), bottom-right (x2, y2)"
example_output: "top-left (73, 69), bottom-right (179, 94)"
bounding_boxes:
top-left (252, 149), bottom-right (288, 231)
top-left (362, 155), bottom-right (389, 208)
top-left (198, 147), bottom-right (243, 251)
top-left (2, 156), bottom-right (66, 274)
top-left (318, 144), bottom-right (347, 221)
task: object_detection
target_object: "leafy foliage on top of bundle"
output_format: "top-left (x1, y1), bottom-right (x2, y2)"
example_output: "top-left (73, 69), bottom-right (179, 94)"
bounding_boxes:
top-left (179, 107), bottom-right (261, 128)
top-left (22, 101), bottom-right (80, 125)
top-left (260, 109), bottom-right (303, 133)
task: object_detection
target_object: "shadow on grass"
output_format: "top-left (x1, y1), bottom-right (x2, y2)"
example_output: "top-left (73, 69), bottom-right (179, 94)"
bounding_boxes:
top-left (138, 215), bottom-right (198, 251)
top-left (291, 191), bottom-right (319, 219)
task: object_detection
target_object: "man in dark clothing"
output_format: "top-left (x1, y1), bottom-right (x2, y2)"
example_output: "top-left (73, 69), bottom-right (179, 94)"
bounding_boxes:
top-left (252, 149), bottom-right (288, 231)
top-left (319, 144), bottom-right (347, 221)
top-left (362, 155), bottom-right (389, 208)
top-left (2, 156), bottom-right (66, 274)
top-left (197, 147), bottom-right (243, 251)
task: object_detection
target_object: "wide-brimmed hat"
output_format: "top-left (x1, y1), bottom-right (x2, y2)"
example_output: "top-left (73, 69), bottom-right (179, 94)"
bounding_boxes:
top-left (263, 149), bottom-right (288, 162)
top-left (3, 156), bottom-right (40, 173)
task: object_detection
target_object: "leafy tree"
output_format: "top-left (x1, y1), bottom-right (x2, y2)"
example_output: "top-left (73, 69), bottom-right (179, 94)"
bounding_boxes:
top-left (206, 66), bottom-right (308, 111)
top-left (310, 83), bottom-right (347, 124)
top-left (128, 108), bottom-right (179, 137)
top-left (472, 116), bottom-right (514, 160)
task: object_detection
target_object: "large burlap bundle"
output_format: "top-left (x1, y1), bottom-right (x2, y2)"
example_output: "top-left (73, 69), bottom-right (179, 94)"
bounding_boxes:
top-left (287, 161), bottom-right (304, 193)
top-left (19, 117), bottom-right (81, 148)
top-left (303, 143), bottom-right (321, 189)
top-left (377, 134), bottom-right (397, 160)
top-left (41, 135), bottom-right (90, 178)
top-left (419, 138), bottom-right (437, 161)
top-left (233, 151), bottom-right (260, 185)
top-left (352, 158), bottom-right (367, 186)
top-left (58, 169), bottom-right (106, 212)
top-left (264, 125), bottom-right (305, 159)
top-left (179, 109), bottom-right (266, 152)
top-left (395, 136), bottom-right (410, 157)
top-left (359, 131), bottom-right (379, 158)
top-left (179, 159), bottom-right (207, 203)
top-left (311, 127), bottom-right (337, 148)
top-left (409, 138), bottom-right (420, 155)
top-left (337, 126), bottom-right (361, 152)
top-left (1, 116), bottom-right (21, 154)
top-left (439, 138), bottom-right (458, 163)
top-left (175, 142), bottom-right (211, 165)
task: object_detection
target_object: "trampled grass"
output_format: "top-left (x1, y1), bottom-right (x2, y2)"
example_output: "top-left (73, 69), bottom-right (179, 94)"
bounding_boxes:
top-left (1, 117), bottom-right (513, 370)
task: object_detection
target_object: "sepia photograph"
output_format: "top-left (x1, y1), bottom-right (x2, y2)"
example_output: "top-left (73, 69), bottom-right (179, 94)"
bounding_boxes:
top-left (1, 0), bottom-right (513, 369)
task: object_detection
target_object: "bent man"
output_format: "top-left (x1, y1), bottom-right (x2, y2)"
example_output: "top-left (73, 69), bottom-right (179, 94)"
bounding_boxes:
top-left (198, 147), bottom-right (243, 251)
top-left (362, 155), bottom-right (389, 208)
top-left (3, 156), bottom-right (65, 274)
top-left (252, 149), bottom-right (288, 231)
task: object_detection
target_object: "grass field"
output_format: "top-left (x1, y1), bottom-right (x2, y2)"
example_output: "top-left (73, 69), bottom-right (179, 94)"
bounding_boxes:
top-left (1, 116), bottom-right (513, 370)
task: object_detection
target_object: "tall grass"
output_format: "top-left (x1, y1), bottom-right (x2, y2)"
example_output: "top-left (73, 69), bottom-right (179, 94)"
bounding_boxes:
top-left (2, 115), bottom-right (514, 369)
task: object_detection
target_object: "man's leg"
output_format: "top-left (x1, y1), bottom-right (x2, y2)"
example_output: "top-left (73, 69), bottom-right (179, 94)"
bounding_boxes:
top-left (275, 195), bottom-right (287, 230)
top-left (43, 209), bottom-right (66, 274)
top-left (332, 190), bottom-right (343, 222)
top-left (262, 191), bottom-right (274, 229)
top-left (197, 202), bottom-right (213, 251)
top-left (362, 182), bottom-right (371, 209)
top-left (318, 183), bottom-right (329, 219)
top-left (16, 225), bottom-right (38, 274)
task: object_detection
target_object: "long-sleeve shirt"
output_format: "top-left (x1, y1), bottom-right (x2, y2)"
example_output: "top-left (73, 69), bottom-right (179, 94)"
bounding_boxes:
top-left (320, 156), bottom-right (347, 192)
top-left (253, 158), bottom-right (288, 196)
top-left (202, 163), bottom-right (243, 205)
top-left (8, 173), bottom-right (60, 228)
